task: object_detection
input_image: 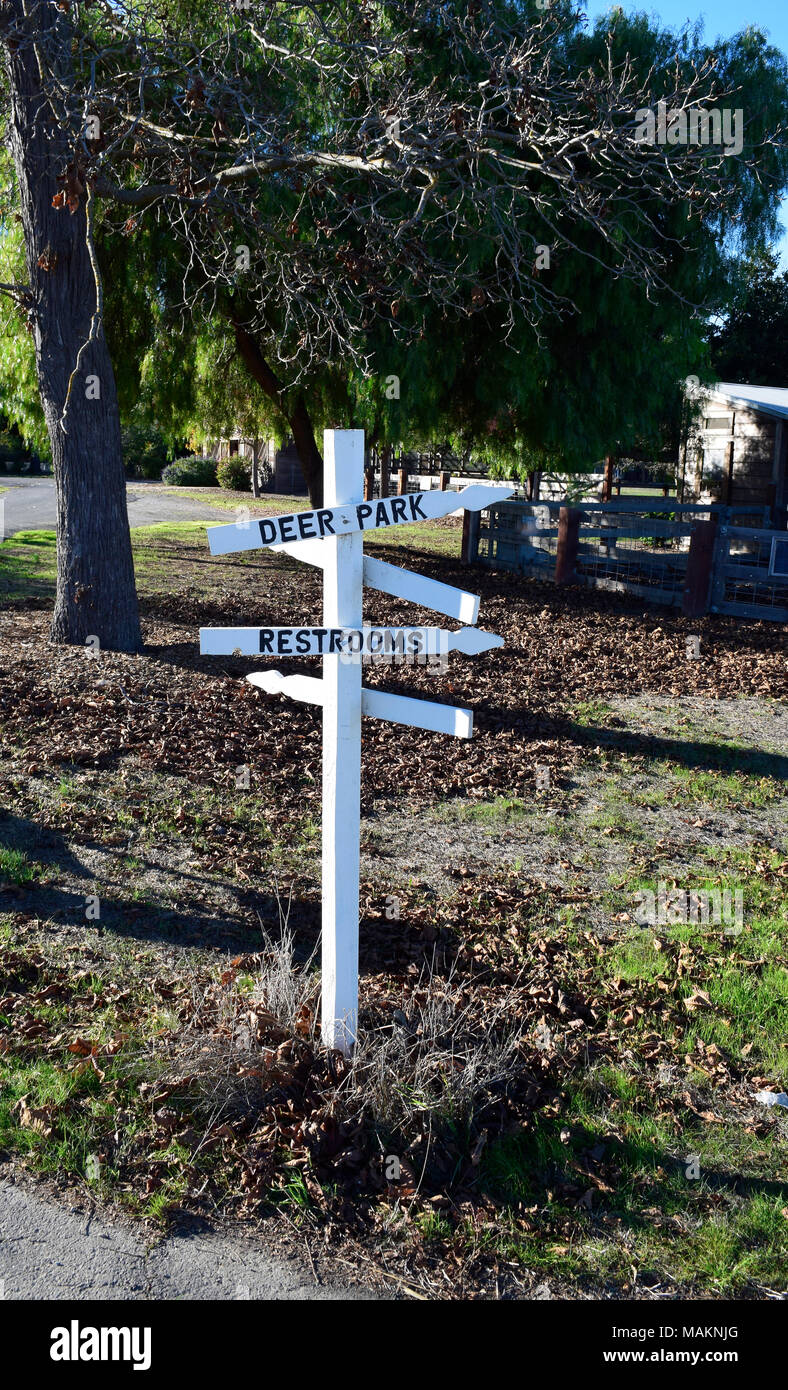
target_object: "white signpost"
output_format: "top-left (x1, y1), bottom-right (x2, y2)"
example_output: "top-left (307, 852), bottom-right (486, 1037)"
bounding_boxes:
top-left (200, 430), bottom-right (512, 1054)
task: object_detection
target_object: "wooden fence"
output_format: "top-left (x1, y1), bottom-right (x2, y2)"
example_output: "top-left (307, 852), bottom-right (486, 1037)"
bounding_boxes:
top-left (464, 499), bottom-right (785, 621)
top-left (710, 526), bottom-right (788, 622)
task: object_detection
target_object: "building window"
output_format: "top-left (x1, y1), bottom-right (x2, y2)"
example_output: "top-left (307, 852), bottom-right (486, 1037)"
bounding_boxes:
top-left (703, 416), bottom-right (732, 431)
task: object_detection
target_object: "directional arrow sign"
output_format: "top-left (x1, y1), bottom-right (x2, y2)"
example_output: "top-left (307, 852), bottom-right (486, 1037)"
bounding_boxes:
top-left (246, 670), bottom-right (473, 738)
top-left (200, 625), bottom-right (503, 658)
top-left (363, 687), bottom-right (473, 738)
top-left (362, 555), bottom-right (480, 624)
top-left (199, 431), bottom-right (508, 1056)
top-left (247, 670), bottom-right (323, 703)
top-left (269, 545), bottom-right (482, 627)
top-left (206, 484), bottom-right (514, 556)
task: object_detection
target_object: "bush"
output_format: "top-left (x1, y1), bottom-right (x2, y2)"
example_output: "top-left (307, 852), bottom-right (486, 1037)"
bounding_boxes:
top-left (161, 456), bottom-right (218, 487)
top-left (0, 428), bottom-right (43, 473)
top-left (0, 429), bottom-right (25, 466)
top-left (122, 425), bottom-right (169, 480)
top-left (216, 455), bottom-right (252, 492)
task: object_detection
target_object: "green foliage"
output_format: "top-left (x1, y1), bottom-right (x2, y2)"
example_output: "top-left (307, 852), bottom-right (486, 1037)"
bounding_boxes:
top-left (215, 455), bottom-right (251, 492)
top-left (186, 326), bottom-right (281, 449)
top-left (2, 6), bottom-right (787, 489)
top-left (710, 247), bottom-right (788, 385)
top-left (0, 220), bottom-right (49, 460)
top-left (121, 423), bottom-right (169, 480)
top-left (0, 424), bottom-right (28, 467)
top-left (341, 11), bottom-right (788, 477)
top-left (160, 456), bottom-right (218, 487)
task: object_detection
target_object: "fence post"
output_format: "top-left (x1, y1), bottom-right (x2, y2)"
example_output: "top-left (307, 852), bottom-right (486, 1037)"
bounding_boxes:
top-left (461, 508), bottom-right (480, 565)
top-left (439, 470), bottom-right (450, 492)
top-left (398, 462), bottom-right (409, 495)
top-left (603, 454), bottom-right (615, 502)
top-left (555, 506), bottom-right (581, 584)
top-left (363, 467), bottom-right (374, 501)
top-left (682, 517), bottom-right (717, 617)
top-left (380, 445), bottom-right (390, 498)
top-left (725, 413), bottom-right (736, 505)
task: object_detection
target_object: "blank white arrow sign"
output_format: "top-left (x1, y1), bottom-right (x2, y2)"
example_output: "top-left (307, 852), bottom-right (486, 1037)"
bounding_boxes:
top-left (270, 547), bottom-right (482, 627)
top-left (363, 556), bottom-right (480, 624)
top-left (246, 670), bottom-right (474, 739)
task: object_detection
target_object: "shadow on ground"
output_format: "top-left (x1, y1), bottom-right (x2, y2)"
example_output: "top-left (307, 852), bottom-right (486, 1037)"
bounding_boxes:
top-left (0, 811), bottom-right (320, 954)
top-left (0, 812), bottom-right (453, 973)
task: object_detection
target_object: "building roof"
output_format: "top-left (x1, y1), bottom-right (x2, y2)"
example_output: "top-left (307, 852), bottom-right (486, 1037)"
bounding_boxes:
top-left (709, 382), bottom-right (788, 421)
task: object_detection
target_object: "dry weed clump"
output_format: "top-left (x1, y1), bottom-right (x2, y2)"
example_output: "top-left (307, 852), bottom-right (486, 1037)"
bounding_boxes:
top-left (133, 923), bottom-right (531, 1205)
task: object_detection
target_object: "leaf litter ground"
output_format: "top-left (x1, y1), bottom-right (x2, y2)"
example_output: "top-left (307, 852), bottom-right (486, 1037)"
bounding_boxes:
top-left (0, 516), bottom-right (786, 1299)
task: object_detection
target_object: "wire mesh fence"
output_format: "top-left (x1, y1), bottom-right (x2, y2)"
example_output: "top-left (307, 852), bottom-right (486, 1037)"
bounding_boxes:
top-left (711, 527), bottom-right (788, 621)
top-left (475, 500), bottom-right (785, 620)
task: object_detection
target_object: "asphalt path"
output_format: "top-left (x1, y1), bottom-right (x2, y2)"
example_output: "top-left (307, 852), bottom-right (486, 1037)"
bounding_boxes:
top-left (0, 1179), bottom-right (371, 1300)
top-left (0, 477), bottom-right (228, 539)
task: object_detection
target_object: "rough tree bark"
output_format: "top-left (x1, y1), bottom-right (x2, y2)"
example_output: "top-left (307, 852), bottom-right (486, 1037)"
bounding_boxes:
top-left (2, 2), bottom-right (142, 651)
top-left (231, 318), bottom-right (324, 506)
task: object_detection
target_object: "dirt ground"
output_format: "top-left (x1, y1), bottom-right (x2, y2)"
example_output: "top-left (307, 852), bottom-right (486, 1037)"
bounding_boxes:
top-left (1, 519), bottom-right (787, 1299)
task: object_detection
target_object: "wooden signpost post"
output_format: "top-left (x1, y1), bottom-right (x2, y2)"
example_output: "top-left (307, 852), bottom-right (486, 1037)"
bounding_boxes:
top-left (199, 430), bottom-right (512, 1054)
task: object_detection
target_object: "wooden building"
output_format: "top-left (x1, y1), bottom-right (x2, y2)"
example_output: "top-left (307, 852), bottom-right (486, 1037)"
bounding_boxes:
top-left (212, 434), bottom-right (308, 494)
top-left (680, 382), bottom-right (788, 523)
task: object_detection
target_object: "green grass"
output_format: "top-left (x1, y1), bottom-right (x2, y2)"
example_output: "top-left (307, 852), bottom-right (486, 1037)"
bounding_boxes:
top-left (0, 504), bottom-right (461, 606)
top-left (477, 1056), bottom-right (788, 1292)
top-left (1, 823), bottom-right (786, 1288)
top-left (619, 487), bottom-right (676, 497)
top-left (0, 934), bottom-right (211, 1222)
top-left (0, 500), bottom-right (784, 1295)
top-left (365, 518), bottom-right (462, 558)
top-left (610, 851), bottom-right (788, 1076)
top-left (150, 492), bottom-right (462, 558)
top-left (462, 844), bottom-right (788, 1293)
top-left (586, 800), bottom-right (645, 841)
top-left (0, 1044), bottom-right (143, 1190)
top-left (0, 528), bottom-right (57, 601)
top-left (573, 698), bottom-right (613, 727)
top-left (665, 765), bottom-right (782, 809)
top-left (1, 528), bottom-right (56, 547)
top-left (416, 1210), bottom-right (454, 1242)
top-left (588, 756), bottom-right (784, 820)
top-left (161, 488), bottom-right (311, 515)
top-left (0, 847), bottom-right (42, 885)
top-left (434, 795), bottom-right (528, 826)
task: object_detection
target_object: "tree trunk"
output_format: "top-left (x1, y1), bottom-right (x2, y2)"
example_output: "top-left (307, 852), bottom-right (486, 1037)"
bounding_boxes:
top-left (231, 318), bottom-right (324, 506)
top-left (288, 395), bottom-right (324, 506)
top-left (3, 4), bottom-right (142, 652)
top-left (251, 437), bottom-right (260, 498)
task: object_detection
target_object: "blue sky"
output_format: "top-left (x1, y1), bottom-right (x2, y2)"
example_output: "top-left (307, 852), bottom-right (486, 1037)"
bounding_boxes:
top-left (580, 1), bottom-right (788, 264)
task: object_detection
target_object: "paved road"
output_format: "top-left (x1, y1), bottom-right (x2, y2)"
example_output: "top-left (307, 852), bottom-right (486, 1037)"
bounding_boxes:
top-left (0, 1180), bottom-right (370, 1300)
top-left (0, 477), bottom-right (227, 539)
